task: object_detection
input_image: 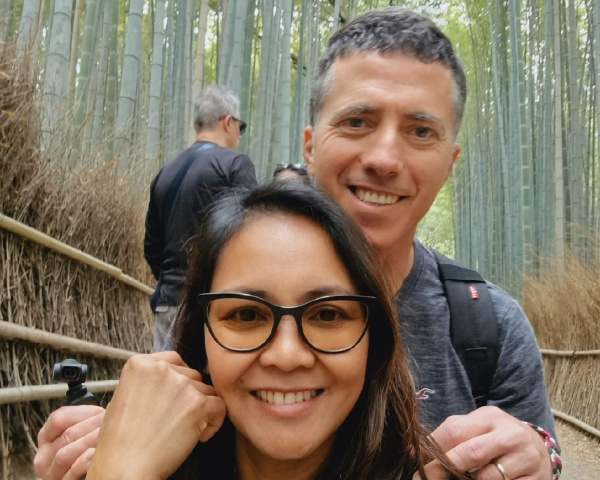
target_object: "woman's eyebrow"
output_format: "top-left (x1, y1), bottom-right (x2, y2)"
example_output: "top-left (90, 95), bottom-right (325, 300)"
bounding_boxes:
top-left (298, 287), bottom-right (357, 303)
top-left (211, 286), bottom-right (357, 304)
top-left (217, 287), bottom-right (268, 298)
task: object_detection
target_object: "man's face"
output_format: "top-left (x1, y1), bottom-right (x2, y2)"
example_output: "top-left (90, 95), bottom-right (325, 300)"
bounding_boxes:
top-left (304, 53), bottom-right (460, 256)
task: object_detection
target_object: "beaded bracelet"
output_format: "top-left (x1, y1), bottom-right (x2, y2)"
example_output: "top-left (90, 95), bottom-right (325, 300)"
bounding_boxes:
top-left (526, 422), bottom-right (562, 480)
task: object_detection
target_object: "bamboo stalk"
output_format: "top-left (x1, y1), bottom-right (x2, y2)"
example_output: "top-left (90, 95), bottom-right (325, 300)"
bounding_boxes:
top-left (0, 212), bottom-right (153, 296)
top-left (540, 349), bottom-right (600, 356)
top-left (553, 409), bottom-right (600, 439)
top-left (0, 380), bottom-right (119, 404)
top-left (0, 321), bottom-right (138, 361)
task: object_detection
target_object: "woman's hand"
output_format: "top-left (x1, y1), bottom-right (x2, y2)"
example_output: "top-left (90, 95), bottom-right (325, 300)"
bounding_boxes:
top-left (86, 352), bottom-right (227, 480)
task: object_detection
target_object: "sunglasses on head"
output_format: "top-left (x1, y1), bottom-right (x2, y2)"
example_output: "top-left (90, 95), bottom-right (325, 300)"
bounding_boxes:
top-left (274, 163), bottom-right (308, 174)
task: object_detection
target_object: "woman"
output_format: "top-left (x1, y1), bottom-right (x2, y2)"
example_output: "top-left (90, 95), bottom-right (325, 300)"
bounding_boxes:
top-left (86, 182), bottom-right (464, 480)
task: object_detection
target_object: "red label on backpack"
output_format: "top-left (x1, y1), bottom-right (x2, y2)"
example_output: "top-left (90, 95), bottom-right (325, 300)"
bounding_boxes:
top-left (469, 285), bottom-right (479, 300)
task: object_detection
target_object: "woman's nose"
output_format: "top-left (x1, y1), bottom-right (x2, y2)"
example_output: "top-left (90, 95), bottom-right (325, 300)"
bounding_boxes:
top-left (258, 316), bottom-right (315, 370)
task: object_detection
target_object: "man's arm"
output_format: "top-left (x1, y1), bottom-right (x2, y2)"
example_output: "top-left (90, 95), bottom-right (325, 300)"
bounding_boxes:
top-left (230, 153), bottom-right (259, 188)
top-left (33, 406), bottom-right (104, 480)
top-left (486, 288), bottom-right (556, 436)
top-left (144, 176), bottom-right (164, 280)
top-left (418, 288), bottom-right (560, 480)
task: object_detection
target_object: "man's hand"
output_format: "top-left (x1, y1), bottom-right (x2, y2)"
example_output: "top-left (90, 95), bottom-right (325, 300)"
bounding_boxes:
top-left (415, 407), bottom-right (553, 480)
top-left (34, 405), bottom-right (105, 480)
top-left (86, 352), bottom-right (227, 480)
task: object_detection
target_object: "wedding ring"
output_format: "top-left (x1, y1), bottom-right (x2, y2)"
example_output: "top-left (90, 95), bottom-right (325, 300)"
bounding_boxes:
top-left (493, 461), bottom-right (510, 480)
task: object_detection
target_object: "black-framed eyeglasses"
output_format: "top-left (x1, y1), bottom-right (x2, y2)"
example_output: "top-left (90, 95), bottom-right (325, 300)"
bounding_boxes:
top-left (219, 115), bottom-right (248, 135)
top-left (231, 116), bottom-right (248, 135)
top-left (197, 292), bottom-right (375, 354)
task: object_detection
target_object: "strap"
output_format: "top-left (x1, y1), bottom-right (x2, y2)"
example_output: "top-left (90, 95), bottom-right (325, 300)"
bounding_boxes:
top-left (433, 250), bottom-right (500, 408)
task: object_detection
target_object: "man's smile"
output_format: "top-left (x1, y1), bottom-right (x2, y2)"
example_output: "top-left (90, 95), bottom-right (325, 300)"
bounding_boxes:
top-left (351, 186), bottom-right (403, 206)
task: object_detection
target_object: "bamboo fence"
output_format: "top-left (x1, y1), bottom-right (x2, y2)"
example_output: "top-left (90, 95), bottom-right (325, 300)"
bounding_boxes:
top-left (0, 52), bottom-right (153, 478)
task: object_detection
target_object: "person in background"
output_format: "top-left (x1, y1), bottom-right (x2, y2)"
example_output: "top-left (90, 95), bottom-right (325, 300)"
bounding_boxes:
top-left (272, 163), bottom-right (312, 185)
top-left (145, 84), bottom-right (258, 351)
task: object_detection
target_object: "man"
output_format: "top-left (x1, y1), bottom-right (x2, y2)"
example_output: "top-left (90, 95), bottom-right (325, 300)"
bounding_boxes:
top-left (34, 9), bottom-right (560, 480)
top-left (145, 84), bottom-right (257, 350)
top-left (303, 8), bottom-right (559, 480)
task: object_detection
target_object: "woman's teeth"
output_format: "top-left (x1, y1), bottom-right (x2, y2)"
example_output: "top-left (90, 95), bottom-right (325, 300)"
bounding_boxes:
top-left (256, 390), bottom-right (318, 405)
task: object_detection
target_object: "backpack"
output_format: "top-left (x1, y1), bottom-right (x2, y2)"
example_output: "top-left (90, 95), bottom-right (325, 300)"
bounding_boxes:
top-left (433, 250), bottom-right (500, 408)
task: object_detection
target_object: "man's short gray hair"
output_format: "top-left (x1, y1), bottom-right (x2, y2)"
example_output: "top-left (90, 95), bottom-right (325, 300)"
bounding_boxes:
top-left (193, 85), bottom-right (241, 133)
top-left (309, 8), bottom-right (467, 136)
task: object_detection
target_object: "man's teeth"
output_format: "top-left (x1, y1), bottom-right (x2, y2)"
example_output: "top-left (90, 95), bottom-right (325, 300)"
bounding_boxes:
top-left (257, 390), bottom-right (318, 405)
top-left (356, 188), bottom-right (400, 205)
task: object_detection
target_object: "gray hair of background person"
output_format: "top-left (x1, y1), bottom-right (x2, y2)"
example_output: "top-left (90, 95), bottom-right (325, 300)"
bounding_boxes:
top-left (309, 7), bottom-right (467, 136)
top-left (193, 85), bottom-right (241, 133)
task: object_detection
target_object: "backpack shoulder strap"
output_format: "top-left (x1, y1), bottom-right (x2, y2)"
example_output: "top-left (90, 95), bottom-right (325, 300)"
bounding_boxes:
top-left (432, 250), bottom-right (500, 408)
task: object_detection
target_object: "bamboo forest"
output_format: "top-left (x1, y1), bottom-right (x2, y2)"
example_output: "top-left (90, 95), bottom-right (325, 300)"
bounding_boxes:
top-left (2, 0), bottom-right (600, 297)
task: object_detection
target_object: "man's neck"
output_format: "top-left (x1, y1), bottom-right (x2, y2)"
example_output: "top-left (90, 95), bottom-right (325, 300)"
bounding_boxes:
top-left (376, 239), bottom-right (415, 292)
top-left (195, 130), bottom-right (225, 147)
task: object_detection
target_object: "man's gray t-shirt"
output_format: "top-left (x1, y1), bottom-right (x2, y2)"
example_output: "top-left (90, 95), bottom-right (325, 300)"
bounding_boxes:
top-left (398, 240), bottom-right (556, 437)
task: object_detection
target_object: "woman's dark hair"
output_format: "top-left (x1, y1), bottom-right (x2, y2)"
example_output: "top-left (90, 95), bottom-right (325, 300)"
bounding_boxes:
top-left (170, 181), bottom-right (465, 480)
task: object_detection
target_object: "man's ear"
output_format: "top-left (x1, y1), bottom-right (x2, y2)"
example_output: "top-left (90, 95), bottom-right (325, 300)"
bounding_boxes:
top-left (303, 126), bottom-right (315, 175)
top-left (220, 115), bottom-right (232, 133)
top-left (448, 143), bottom-right (461, 175)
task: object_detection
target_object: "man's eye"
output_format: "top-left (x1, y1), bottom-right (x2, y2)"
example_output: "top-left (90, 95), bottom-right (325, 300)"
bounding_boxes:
top-left (344, 118), bottom-right (365, 128)
top-left (414, 126), bottom-right (433, 138)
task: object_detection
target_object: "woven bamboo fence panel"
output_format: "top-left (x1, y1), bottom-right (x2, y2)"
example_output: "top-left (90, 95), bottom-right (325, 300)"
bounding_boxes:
top-left (0, 53), bottom-right (153, 477)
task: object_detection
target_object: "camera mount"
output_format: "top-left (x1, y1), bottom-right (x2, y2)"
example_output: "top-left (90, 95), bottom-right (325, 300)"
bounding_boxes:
top-left (53, 359), bottom-right (99, 406)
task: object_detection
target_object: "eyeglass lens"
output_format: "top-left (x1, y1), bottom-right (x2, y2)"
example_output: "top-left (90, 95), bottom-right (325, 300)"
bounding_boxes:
top-left (205, 297), bottom-right (368, 352)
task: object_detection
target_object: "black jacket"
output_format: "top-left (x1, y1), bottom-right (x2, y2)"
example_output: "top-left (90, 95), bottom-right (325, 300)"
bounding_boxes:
top-left (144, 141), bottom-right (258, 308)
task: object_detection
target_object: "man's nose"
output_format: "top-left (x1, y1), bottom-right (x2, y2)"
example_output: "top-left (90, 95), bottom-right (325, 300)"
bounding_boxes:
top-left (360, 127), bottom-right (403, 177)
top-left (258, 316), bottom-right (315, 371)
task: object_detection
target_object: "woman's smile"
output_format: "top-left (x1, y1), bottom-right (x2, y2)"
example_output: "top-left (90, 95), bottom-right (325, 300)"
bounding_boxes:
top-left (253, 389), bottom-right (322, 405)
top-left (250, 388), bottom-right (325, 420)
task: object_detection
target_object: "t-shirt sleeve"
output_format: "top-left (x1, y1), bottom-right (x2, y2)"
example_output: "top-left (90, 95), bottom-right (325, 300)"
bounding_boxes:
top-left (231, 154), bottom-right (258, 188)
top-left (487, 285), bottom-right (557, 439)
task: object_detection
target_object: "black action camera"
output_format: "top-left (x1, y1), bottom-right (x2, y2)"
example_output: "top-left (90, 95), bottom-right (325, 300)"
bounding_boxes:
top-left (53, 359), bottom-right (99, 406)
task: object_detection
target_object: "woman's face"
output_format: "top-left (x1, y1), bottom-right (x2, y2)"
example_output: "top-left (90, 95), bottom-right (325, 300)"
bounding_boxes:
top-left (205, 212), bottom-right (369, 469)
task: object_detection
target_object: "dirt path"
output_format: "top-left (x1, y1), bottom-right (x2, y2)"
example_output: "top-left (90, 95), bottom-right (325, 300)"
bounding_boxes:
top-left (555, 419), bottom-right (600, 480)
